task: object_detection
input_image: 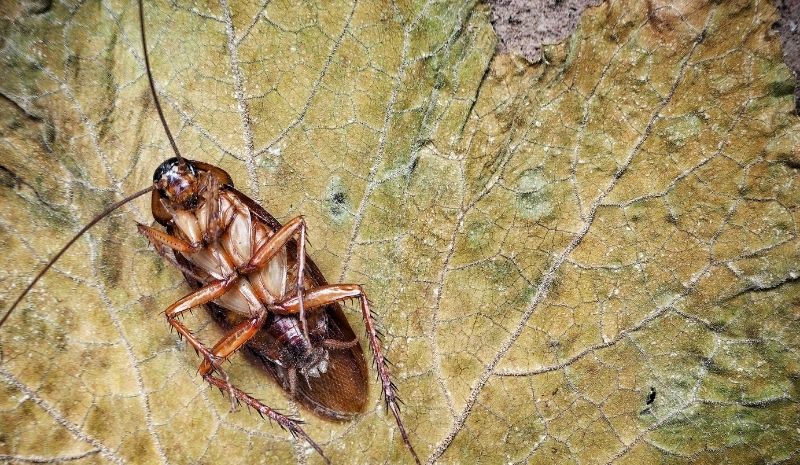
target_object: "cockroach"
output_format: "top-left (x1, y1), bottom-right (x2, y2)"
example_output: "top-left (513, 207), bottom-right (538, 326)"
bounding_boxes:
top-left (0, 1), bottom-right (420, 463)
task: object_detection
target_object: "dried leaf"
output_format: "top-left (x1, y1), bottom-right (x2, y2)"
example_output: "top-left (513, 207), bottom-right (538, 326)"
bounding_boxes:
top-left (1, 0), bottom-right (798, 464)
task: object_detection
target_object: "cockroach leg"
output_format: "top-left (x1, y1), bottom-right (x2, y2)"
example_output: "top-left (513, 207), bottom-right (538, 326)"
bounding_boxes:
top-left (162, 285), bottom-right (236, 408)
top-left (321, 338), bottom-right (359, 350)
top-left (200, 173), bottom-right (223, 245)
top-left (142, 225), bottom-right (208, 282)
top-left (202, 373), bottom-right (331, 465)
top-left (198, 309), bottom-right (268, 376)
top-left (160, 274), bottom-right (331, 464)
top-left (163, 276), bottom-right (239, 362)
top-left (271, 284), bottom-right (422, 465)
top-left (211, 356), bottom-right (238, 413)
top-left (137, 223), bottom-right (201, 254)
top-left (166, 276), bottom-right (239, 317)
top-left (238, 216), bottom-right (310, 343)
top-left (295, 220), bottom-right (307, 342)
top-left (197, 308), bottom-right (268, 412)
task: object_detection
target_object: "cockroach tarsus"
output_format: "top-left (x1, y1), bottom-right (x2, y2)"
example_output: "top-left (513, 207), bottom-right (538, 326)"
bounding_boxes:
top-left (0, 1), bottom-right (421, 464)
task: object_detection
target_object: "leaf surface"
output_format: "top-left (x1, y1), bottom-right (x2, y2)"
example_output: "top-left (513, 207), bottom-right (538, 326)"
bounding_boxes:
top-left (1, 0), bottom-right (798, 464)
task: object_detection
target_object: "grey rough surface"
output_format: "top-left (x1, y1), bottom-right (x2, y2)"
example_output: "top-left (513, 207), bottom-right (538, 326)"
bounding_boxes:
top-left (774, 0), bottom-right (799, 109)
top-left (487, 0), bottom-right (603, 62)
top-left (488, 0), bottom-right (800, 111)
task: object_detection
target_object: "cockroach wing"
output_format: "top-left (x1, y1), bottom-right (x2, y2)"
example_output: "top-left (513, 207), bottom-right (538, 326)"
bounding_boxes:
top-left (246, 311), bottom-right (369, 420)
top-left (231, 187), bottom-right (369, 419)
top-left (174, 187), bottom-right (368, 420)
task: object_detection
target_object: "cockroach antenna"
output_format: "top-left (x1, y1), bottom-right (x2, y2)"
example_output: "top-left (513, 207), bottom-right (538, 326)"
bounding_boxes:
top-left (1, 0), bottom-right (180, 331)
top-left (0, 185), bottom-right (156, 330)
top-left (138, 0), bottom-right (184, 166)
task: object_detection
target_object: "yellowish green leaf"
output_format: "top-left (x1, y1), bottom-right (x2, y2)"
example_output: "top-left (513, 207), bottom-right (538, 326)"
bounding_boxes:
top-left (1, 0), bottom-right (798, 464)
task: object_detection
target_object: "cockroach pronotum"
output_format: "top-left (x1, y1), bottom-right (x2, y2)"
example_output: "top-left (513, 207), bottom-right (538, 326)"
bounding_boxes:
top-left (0, 1), bottom-right (420, 463)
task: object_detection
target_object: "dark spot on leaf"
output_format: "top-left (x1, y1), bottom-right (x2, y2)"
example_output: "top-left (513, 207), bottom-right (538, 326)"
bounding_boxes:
top-left (65, 53), bottom-right (79, 80)
top-left (766, 79), bottom-right (796, 98)
top-left (408, 156), bottom-right (419, 176)
top-left (329, 190), bottom-right (347, 217)
top-left (665, 211), bottom-right (678, 224)
top-left (140, 295), bottom-right (158, 314)
top-left (325, 176), bottom-right (349, 223)
top-left (709, 321), bottom-right (726, 333)
top-left (745, 325), bottom-right (763, 341)
top-left (24, 0), bottom-right (51, 14)
top-left (646, 386), bottom-right (656, 405)
top-left (0, 165), bottom-right (20, 189)
top-left (0, 20), bottom-right (7, 50)
top-left (777, 154), bottom-right (800, 170)
top-left (701, 357), bottom-right (725, 374)
top-left (697, 30), bottom-right (706, 43)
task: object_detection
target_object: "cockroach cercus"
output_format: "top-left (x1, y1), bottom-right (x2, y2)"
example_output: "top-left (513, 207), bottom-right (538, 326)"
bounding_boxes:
top-left (0, 1), bottom-right (421, 463)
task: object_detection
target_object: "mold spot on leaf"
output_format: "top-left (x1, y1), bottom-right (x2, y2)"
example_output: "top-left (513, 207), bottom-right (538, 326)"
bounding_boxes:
top-left (259, 145), bottom-right (283, 172)
top-left (465, 220), bottom-right (491, 251)
top-left (516, 167), bottom-right (553, 220)
top-left (488, 258), bottom-right (514, 283)
top-left (660, 113), bottom-right (703, 148)
top-left (324, 176), bottom-right (350, 223)
top-left (766, 79), bottom-right (796, 98)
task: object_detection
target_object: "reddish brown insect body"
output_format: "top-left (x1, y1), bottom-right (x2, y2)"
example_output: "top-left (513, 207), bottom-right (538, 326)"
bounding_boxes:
top-left (173, 187), bottom-right (370, 421)
top-left (140, 157), bottom-right (389, 461)
top-left (152, 158), bottom-right (370, 420)
top-left (0, 1), bottom-right (421, 463)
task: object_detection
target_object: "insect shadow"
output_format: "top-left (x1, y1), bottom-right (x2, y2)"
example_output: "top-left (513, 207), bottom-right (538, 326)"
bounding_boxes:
top-left (0, 1), bottom-right (420, 463)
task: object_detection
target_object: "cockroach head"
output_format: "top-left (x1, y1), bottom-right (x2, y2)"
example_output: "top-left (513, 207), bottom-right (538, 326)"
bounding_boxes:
top-left (153, 157), bottom-right (200, 209)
